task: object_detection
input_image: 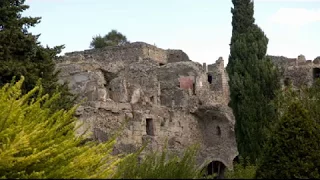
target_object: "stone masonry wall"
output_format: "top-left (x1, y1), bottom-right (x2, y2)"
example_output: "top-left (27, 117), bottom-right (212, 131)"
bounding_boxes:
top-left (269, 55), bottom-right (320, 88)
top-left (56, 42), bottom-right (238, 170)
top-left (204, 57), bottom-right (230, 104)
top-left (167, 49), bottom-right (190, 63)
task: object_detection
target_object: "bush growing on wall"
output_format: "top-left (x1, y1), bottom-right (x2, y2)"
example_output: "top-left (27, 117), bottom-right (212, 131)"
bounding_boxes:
top-left (90, 30), bottom-right (129, 49)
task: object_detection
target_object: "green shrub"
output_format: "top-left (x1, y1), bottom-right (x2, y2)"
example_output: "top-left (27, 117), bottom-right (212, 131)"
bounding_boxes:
top-left (113, 144), bottom-right (205, 179)
top-left (0, 77), bottom-right (121, 179)
top-left (225, 157), bottom-right (257, 179)
top-left (90, 30), bottom-right (128, 48)
top-left (256, 101), bottom-right (320, 179)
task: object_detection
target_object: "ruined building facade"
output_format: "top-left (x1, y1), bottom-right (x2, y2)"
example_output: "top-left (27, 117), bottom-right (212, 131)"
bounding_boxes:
top-left (56, 42), bottom-right (238, 176)
top-left (270, 55), bottom-right (320, 88)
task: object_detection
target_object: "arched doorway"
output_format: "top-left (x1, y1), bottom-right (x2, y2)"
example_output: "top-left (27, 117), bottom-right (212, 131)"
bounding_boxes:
top-left (233, 156), bottom-right (239, 165)
top-left (204, 160), bottom-right (226, 179)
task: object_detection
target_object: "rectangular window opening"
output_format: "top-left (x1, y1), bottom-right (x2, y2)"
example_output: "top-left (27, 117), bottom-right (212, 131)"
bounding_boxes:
top-left (208, 74), bottom-right (213, 84)
top-left (192, 83), bottom-right (196, 95)
top-left (146, 118), bottom-right (154, 136)
top-left (313, 68), bottom-right (320, 80)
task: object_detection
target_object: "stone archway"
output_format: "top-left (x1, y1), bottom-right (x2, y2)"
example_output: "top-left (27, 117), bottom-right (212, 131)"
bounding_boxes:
top-left (205, 160), bottom-right (226, 179)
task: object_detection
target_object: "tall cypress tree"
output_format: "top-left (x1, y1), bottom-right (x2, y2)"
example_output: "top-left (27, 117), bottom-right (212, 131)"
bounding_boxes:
top-left (226, 0), bottom-right (280, 163)
top-left (0, 0), bottom-right (74, 110)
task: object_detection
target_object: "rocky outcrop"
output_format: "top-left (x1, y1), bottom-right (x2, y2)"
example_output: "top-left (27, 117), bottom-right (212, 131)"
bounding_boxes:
top-left (56, 42), bottom-right (238, 172)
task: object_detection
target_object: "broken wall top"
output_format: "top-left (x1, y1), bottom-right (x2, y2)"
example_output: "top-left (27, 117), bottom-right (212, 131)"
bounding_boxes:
top-left (57, 42), bottom-right (191, 66)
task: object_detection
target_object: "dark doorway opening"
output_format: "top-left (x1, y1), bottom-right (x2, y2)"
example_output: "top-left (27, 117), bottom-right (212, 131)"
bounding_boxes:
top-left (313, 68), bottom-right (320, 80)
top-left (284, 78), bottom-right (291, 86)
top-left (208, 74), bottom-right (213, 84)
top-left (233, 156), bottom-right (239, 166)
top-left (146, 118), bottom-right (154, 136)
top-left (193, 83), bottom-right (196, 95)
top-left (216, 126), bottom-right (221, 136)
top-left (205, 161), bottom-right (226, 179)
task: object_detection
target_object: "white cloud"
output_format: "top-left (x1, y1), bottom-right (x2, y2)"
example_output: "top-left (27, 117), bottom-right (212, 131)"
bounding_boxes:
top-left (269, 8), bottom-right (320, 26)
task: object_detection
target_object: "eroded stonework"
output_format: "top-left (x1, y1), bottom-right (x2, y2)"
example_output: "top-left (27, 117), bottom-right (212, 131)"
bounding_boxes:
top-left (56, 42), bottom-right (238, 170)
top-left (269, 55), bottom-right (320, 88)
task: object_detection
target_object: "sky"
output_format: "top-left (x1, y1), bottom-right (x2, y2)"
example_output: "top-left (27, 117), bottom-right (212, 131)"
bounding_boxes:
top-left (24, 0), bottom-right (320, 65)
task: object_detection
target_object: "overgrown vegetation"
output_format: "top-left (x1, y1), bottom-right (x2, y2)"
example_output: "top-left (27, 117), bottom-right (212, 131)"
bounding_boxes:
top-left (90, 30), bottom-right (129, 49)
top-left (226, 0), bottom-right (280, 163)
top-left (0, 77), bottom-right (121, 179)
top-left (225, 161), bottom-right (257, 179)
top-left (0, 0), bottom-right (75, 111)
top-left (113, 144), bottom-right (206, 179)
top-left (256, 101), bottom-right (320, 179)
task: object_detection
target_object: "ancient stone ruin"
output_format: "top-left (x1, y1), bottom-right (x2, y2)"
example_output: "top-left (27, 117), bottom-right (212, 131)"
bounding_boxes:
top-left (55, 42), bottom-right (238, 177)
top-left (269, 55), bottom-right (320, 88)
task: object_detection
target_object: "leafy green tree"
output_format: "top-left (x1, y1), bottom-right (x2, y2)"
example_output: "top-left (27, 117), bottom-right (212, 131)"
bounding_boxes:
top-left (0, 77), bottom-right (121, 179)
top-left (0, 0), bottom-right (75, 110)
top-left (255, 101), bottom-right (320, 179)
top-left (90, 30), bottom-right (128, 49)
top-left (226, 0), bottom-right (280, 163)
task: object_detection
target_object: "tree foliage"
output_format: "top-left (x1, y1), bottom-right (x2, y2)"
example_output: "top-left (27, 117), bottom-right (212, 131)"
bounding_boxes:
top-left (226, 0), bottom-right (280, 163)
top-left (0, 0), bottom-right (75, 110)
top-left (256, 101), bottom-right (320, 179)
top-left (0, 77), bottom-right (121, 179)
top-left (272, 79), bottom-right (320, 126)
top-left (90, 30), bottom-right (128, 49)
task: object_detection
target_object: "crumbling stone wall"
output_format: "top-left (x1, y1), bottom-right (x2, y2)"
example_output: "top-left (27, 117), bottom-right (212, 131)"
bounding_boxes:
top-left (56, 42), bottom-right (238, 170)
top-left (269, 55), bottom-right (320, 88)
top-left (167, 49), bottom-right (190, 63)
top-left (204, 57), bottom-right (230, 104)
top-left (141, 43), bottom-right (167, 65)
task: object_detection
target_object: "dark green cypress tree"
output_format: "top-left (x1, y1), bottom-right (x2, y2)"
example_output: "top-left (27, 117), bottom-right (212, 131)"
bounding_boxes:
top-left (0, 0), bottom-right (75, 110)
top-left (226, 0), bottom-right (280, 163)
top-left (256, 102), bottom-right (320, 179)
